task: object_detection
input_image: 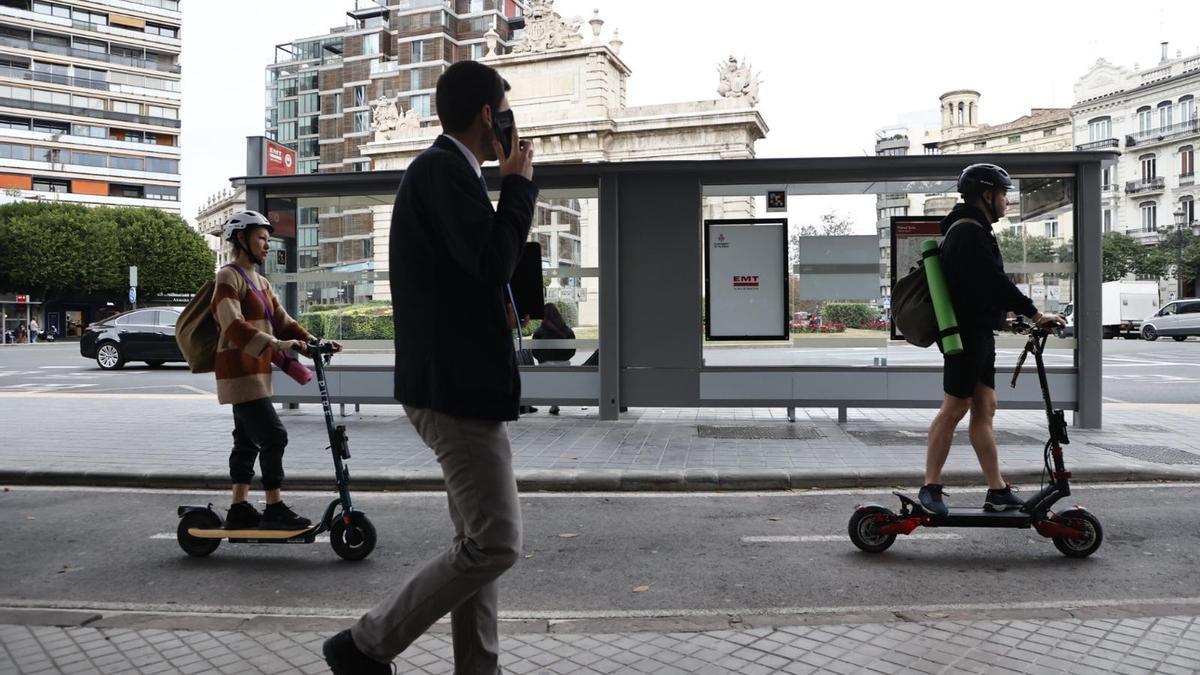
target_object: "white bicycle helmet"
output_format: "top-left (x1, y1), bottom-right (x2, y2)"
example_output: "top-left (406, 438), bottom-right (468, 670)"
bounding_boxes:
top-left (221, 210), bottom-right (273, 242)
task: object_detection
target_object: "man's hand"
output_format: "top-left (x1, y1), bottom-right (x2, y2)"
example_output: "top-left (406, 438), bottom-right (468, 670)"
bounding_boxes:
top-left (492, 121), bottom-right (534, 181)
top-left (1032, 312), bottom-right (1066, 329)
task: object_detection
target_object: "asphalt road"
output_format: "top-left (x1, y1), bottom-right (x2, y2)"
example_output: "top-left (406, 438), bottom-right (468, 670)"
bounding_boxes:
top-left (1, 484), bottom-right (1197, 621)
top-left (2, 338), bottom-right (1198, 403)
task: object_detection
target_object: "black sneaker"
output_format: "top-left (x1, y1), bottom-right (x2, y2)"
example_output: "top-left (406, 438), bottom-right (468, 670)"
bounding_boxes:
top-left (323, 629), bottom-right (392, 675)
top-left (259, 501), bottom-right (312, 530)
top-left (918, 484), bottom-right (949, 517)
top-left (225, 501), bottom-right (260, 529)
top-left (984, 485), bottom-right (1025, 512)
top-left (548, 406), bottom-right (560, 415)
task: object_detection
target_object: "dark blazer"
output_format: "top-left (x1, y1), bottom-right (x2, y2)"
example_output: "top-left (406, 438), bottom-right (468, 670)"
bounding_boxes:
top-left (390, 135), bottom-right (539, 421)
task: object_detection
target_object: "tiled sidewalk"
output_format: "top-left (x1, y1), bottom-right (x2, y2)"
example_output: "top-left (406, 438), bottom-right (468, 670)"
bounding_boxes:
top-left (3, 613), bottom-right (1199, 674)
top-left (2, 397), bottom-right (1200, 489)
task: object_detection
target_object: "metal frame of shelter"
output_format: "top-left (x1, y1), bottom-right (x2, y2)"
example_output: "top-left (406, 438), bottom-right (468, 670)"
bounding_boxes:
top-left (237, 151), bottom-right (1114, 428)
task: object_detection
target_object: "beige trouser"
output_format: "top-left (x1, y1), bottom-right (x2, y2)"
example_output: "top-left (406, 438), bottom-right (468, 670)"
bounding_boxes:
top-left (351, 406), bottom-right (522, 674)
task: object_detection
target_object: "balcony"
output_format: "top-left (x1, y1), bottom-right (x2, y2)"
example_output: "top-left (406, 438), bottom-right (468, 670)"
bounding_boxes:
top-left (0, 96), bottom-right (180, 128)
top-left (1075, 138), bottom-right (1119, 151)
top-left (1126, 177), bottom-right (1166, 195)
top-left (0, 65), bottom-right (108, 91)
top-left (1182, 173), bottom-right (1195, 188)
top-left (0, 35), bottom-right (180, 74)
top-left (1126, 118), bottom-right (1200, 148)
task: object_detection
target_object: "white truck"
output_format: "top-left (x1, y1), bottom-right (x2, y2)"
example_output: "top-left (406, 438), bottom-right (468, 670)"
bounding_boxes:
top-left (1059, 281), bottom-right (1160, 339)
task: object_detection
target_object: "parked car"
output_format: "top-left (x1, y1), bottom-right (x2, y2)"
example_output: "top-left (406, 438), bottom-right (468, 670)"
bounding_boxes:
top-left (80, 307), bottom-right (186, 369)
top-left (1140, 298), bottom-right (1200, 342)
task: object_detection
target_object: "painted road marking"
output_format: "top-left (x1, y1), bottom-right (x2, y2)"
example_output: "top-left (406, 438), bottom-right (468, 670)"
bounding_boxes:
top-left (0, 392), bottom-right (210, 400)
top-left (742, 534), bottom-right (962, 543)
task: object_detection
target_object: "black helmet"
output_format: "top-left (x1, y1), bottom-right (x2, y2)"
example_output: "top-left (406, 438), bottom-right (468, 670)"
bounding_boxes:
top-left (957, 163), bottom-right (1013, 196)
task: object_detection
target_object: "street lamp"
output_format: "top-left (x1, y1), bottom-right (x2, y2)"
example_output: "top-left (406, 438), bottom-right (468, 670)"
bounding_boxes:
top-left (1173, 208), bottom-right (1186, 300)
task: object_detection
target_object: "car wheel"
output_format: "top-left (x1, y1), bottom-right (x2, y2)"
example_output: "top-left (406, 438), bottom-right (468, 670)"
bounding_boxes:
top-left (146, 360), bottom-right (165, 368)
top-left (96, 342), bottom-right (125, 370)
top-left (1172, 336), bottom-right (1188, 342)
top-left (1141, 325), bottom-right (1158, 341)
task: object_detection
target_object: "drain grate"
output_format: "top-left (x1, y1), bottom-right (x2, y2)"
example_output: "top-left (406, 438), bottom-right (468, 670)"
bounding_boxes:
top-left (1119, 424), bottom-right (1172, 434)
top-left (1091, 444), bottom-right (1200, 465)
top-left (848, 429), bottom-right (1038, 446)
top-left (696, 425), bottom-right (824, 440)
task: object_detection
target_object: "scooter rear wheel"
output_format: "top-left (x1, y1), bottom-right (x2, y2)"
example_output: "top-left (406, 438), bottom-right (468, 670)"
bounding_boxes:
top-left (849, 505), bottom-right (897, 553)
top-left (177, 510), bottom-right (222, 557)
top-left (1051, 509), bottom-right (1103, 558)
top-left (330, 511), bottom-right (377, 561)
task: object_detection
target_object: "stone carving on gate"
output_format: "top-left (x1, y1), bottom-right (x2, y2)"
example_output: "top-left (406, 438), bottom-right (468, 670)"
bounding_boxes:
top-left (371, 94), bottom-right (422, 141)
top-left (513, 0), bottom-right (583, 54)
top-left (717, 56), bottom-right (762, 107)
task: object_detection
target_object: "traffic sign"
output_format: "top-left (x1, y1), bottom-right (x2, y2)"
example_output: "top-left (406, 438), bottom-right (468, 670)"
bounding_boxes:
top-left (129, 266), bottom-right (138, 288)
top-left (129, 287), bottom-right (137, 304)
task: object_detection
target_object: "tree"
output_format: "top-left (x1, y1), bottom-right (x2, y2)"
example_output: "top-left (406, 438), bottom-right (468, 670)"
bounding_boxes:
top-left (1101, 232), bottom-right (1145, 281)
top-left (818, 212), bottom-right (853, 236)
top-left (109, 207), bottom-right (213, 297)
top-left (1145, 229), bottom-right (1200, 290)
top-left (0, 202), bottom-right (122, 300)
top-left (996, 229), bottom-right (1056, 264)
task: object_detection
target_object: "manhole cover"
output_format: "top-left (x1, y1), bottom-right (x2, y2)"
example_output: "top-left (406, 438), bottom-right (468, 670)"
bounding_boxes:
top-left (1091, 444), bottom-right (1200, 465)
top-left (848, 429), bottom-right (1038, 446)
top-left (696, 425), bottom-right (824, 440)
top-left (1119, 424), bottom-right (1172, 433)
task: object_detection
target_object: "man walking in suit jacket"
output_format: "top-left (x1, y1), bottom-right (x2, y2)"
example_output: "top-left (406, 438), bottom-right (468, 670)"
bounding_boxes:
top-left (323, 60), bottom-right (538, 675)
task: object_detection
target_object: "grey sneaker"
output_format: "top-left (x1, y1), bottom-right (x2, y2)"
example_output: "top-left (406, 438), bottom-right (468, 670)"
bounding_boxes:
top-left (984, 485), bottom-right (1024, 512)
top-left (918, 484), bottom-right (949, 517)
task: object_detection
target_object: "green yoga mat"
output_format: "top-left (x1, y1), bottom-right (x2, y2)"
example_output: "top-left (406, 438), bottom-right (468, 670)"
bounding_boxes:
top-left (921, 239), bottom-right (963, 355)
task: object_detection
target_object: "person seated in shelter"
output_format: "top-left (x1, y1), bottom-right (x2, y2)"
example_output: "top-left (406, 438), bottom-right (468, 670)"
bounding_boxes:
top-left (531, 303), bottom-right (576, 415)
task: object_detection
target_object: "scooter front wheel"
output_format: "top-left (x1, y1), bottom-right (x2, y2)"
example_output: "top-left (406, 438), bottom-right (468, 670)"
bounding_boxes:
top-left (330, 511), bottom-right (377, 561)
top-left (1051, 509), bottom-right (1103, 558)
top-left (177, 510), bottom-right (222, 557)
top-left (848, 505), bottom-right (897, 553)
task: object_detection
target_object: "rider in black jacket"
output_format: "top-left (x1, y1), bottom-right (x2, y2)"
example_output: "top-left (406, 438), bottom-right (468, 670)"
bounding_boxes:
top-left (920, 163), bottom-right (1064, 516)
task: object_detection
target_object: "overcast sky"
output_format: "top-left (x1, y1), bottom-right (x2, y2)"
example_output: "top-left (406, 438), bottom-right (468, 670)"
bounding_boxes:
top-left (181, 0), bottom-right (1200, 229)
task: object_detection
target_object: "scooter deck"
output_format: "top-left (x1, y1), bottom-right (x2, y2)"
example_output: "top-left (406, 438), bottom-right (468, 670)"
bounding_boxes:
top-left (924, 509), bottom-right (1030, 528)
top-left (188, 527), bottom-right (314, 539)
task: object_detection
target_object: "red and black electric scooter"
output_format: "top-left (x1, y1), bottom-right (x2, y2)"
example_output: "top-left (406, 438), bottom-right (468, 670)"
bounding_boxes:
top-left (848, 319), bottom-right (1103, 558)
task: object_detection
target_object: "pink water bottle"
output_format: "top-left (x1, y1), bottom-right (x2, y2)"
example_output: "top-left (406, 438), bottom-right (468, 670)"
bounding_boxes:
top-left (272, 349), bottom-right (313, 385)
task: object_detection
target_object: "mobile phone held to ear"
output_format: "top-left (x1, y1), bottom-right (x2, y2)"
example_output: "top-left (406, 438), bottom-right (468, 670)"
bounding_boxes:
top-left (493, 108), bottom-right (515, 158)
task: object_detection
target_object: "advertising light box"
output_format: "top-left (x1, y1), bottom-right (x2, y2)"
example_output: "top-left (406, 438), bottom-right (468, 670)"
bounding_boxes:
top-left (705, 219), bottom-right (788, 340)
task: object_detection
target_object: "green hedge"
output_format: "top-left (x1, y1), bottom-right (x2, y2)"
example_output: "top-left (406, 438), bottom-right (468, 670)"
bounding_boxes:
top-left (298, 312), bottom-right (394, 340)
top-left (822, 303), bottom-right (877, 328)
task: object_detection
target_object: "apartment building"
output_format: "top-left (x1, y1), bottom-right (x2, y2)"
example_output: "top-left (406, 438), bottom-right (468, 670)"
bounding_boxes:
top-left (0, 0), bottom-right (181, 213)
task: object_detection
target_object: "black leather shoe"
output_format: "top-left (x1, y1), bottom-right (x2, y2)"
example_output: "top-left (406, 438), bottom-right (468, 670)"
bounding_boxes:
top-left (323, 629), bottom-right (392, 675)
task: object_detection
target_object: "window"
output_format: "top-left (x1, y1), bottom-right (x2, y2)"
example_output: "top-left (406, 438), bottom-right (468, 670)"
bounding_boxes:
top-left (411, 40), bottom-right (426, 62)
top-left (144, 184), bottom-right (178, 200)
top-left (72, 95), bottom-right (104, 110)
top-left (1182, 96), bottom-right (1196, 123)
top-left (33, 2), bottom-right (70, 19)
top-left (1102, 166), bottom-right (1113, 188)
top-left (470, 43), bottom-right (484, 61)
top-left (363, 33), bottom-right (380, 56)
top-left (277, 99), bottom-right (297, 119)
top-left (299, 92), bottom-right (319, 115)
top-left (277, 121), bottom-right (297, 142)
top-left (352, 110), bottom-right (369, 133)
top-left (72, 8), bottom-right (107, 25)
top-left (1159, 101), bottom-right (1173, 129)
top-left (1182, 197), bottom-right (1196, 227)
top-left (1043, 128), bottom-right (1056, 137)
top-left (144, 23), bottom-right (178, 39)
top-left (33, 61), bottom-right (67, 83)
top-left (32, 177), bottom-right (68, 192)
top-left (332, 92), bottom-right (342, 113)
top-left (1182, 146), bottom-right (1195, 177)
top-left (145, 105), bottom-right (177, 120)
top-left (0, 142), bottom-right (30, 160)
top-left (1103, 209), bottom-right (1112, 233)
top-left (1141, 154), bottom-right (1157, 181)
top-left (110, 183), bottom-right (143, 198)
top-left (116, 310), bottom-right (155, 325)
top-left (352, 85), bottom-right (366, 108)
top-left (72, 37), bottom-right (107, 54)
top-left (973, 141), bottom-right (986, 150)
top-left (1140, 201), bottom-right (1157, 232)
top-left (470, 0), bottom-right (484, 11)
top-left (146, 157), bottom-right (178, 174)
top-left (32, 31), bottom-right (69, 50)
top-left (32, 119), bottom-right (68, 134)
top-left (1136, 106), bottom-right (1153, 133)
top-left (0, 84), bottom-right (31, 101)
top-left (1008, 134), bottom-right (1021, 144)
top-left (109, 155), bottom-right (143, 171)
top-left (70, 123), bottom-right (105, 138)
top-left (74, 66), bottom-right (107, 85)
top-left (299, 72), bottom-right (318, 91)
top-left (1089, 117), bottom-right (1113, 141)
top-left (71, 151), bottom-right (106, 167)
top-left (1045, 220), bottom-right (1059, 239)
top-left (111, 100), bottom-right (139, 114)
top-left (410, 68), bottom-right (421, 90)
top-left (31, 145), bottom-right (54, 162)
top-left (32, 88), bottom-right (69, 106)
top-left (410, 94), bottom-right (430, 118)
top-left (298, 227), bottom-right (319, 247)
top-left (157, 310), bottom-right (179, 327)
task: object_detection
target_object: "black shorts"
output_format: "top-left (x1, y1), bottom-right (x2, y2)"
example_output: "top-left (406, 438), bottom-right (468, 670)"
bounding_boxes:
top-left (941, 329), bottom-right (995, 399)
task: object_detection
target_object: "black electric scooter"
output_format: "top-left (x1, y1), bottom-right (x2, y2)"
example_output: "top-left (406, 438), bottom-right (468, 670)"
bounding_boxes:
top-left (176, 339), bottom-right (377, 561)
top-left (848, 320), bottom-right (1103, 558)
